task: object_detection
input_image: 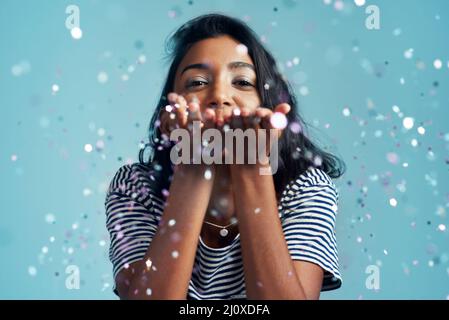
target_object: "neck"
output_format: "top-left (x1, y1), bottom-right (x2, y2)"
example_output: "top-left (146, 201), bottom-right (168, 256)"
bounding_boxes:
top-left (205, 165), bottom-right (235, 226)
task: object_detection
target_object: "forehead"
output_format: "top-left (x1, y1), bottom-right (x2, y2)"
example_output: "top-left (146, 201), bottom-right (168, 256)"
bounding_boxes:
top-left (178, 35), bottom-right (254, 71)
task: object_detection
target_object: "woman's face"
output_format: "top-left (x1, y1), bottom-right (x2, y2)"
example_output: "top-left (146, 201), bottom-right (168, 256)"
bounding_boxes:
top-left (173, 35), bottom-right (261, 115)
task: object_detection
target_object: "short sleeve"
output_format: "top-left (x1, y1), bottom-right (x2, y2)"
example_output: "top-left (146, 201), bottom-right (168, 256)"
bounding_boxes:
top-left (104, 164), bottom-right (165, 295)
top-left (280, 176), bottom-right (342, 291)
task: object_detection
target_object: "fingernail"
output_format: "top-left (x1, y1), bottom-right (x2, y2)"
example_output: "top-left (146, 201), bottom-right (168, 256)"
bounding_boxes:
top-left (241, 108), bottom-right (250, 116)
top-left (168, 92), bottom-right (177, 102)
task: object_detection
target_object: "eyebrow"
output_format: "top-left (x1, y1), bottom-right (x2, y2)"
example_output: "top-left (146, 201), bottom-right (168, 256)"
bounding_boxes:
top-left (180, 61), bottom-right (255, 75)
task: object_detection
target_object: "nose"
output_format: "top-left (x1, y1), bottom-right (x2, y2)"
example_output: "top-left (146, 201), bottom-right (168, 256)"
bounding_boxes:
top-left (206, 81), bottom-right (233, 110)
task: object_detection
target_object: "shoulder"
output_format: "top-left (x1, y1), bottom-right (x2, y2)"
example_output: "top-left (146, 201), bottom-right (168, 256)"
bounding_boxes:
top-left (279, 167), bottom-right (339, 209)
top-left (282, 167), bottom-right (338, 193)
top-left (106, 162), bottom-right (167, 206)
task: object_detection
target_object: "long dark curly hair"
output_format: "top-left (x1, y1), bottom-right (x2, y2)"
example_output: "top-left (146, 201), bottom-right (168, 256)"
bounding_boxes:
top-left (139, 13), bottom-right (345, 199)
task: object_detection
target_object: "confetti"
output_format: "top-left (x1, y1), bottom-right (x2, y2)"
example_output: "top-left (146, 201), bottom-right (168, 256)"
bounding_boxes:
top-left (11, 60), bottom-right (31, 76)
top-left (97, 71), bottom-right (108, 84)
top-left (45, 213), bottom-right (56, 224)
top-left (70, 27), bottom-right (83, 39)
top-left (386, 152), bottom-right (400, 165)
top-left (11, 2), bottom-right (448, 300)
top-left (404, 48), bottom-right (414, 59)
top-left (270, 112), bottom-right (288, 129)
top-left (299, 86), bottom-right (309, 96)
top-left (389, 198), bottom-right (397, 207)
top-left (138, 54), bottom-right (147, 64)
top-left (28, 266), bottom-right (37, 276)
top-left (342, 107), bottom-right (351, 117)
top-left (204, 169), bottom-right (212, 180)
top-left (334, 0), bottom-right (344, 11)
top-left (96, 140), bottom-right (105, 150)
top-left (433, 59), bottom-right (442, 69)
top-left (236, 44), bottom-right (248, 55)
top-left (402, 117), bottom-right (414, 130)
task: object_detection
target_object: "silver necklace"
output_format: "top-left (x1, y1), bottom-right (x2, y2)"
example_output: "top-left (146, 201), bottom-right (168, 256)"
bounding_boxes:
top-left (203, 219), bottom-right (238, 237)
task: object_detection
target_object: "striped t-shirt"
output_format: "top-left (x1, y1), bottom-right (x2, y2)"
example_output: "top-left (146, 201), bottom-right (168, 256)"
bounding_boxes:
top-left (105, 162), bottom-right (342, 299)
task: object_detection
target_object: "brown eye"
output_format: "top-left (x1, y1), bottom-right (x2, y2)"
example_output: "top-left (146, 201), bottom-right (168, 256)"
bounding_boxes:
top-left (186, 80), bottom-right (208, 89)
top-left (234, 79), bottom-right (254, 87)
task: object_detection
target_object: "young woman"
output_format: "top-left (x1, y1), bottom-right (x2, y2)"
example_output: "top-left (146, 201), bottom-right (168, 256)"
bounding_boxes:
top-left (105, 13), bottom-right (345, 300)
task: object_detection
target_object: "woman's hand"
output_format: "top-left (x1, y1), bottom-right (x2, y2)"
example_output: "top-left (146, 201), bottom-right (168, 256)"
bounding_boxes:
top-left (159, 92), bottom-right (219, 166)
top-left (158, 92), bottom-right (291, 166)
top-left (223, 97), bottom-right (291, 164)
top-left (159, 92), bottom-right (217, 136)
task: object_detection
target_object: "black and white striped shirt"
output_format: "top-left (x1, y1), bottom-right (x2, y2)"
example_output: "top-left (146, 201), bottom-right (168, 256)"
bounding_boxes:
top-left (105, 163), bottom-right (342, 299)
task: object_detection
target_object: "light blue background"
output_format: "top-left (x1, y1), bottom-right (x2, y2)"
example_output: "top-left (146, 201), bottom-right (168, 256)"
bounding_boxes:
top-left (1, 0), bottom-right (448, 299)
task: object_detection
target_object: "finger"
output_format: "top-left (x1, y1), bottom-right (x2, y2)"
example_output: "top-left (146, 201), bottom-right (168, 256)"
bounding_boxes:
top-left (159, 105), bottom-right (178, 134)
top-left (230, 107), bottom-right (244, 130)
top-left (222, 105), bottom-right (234, 125)
top-left (233, 96), bottom-right (254, 129)
top-left (274, 103), bottom-right (291, 115)
top-left (187, 101), bottom-right (202, 124)
top-left (256, 108), bottom-right (273, 130)
top-left (174, 95), bottom-right (188, 128)
top-left (167, 92), bottom-right (178, 106)
top-left (203, 108), bottom-right (216, 130)
top-left (158, 110), bottom-right (170, 136)
top-left (215, 106), bottom-right (224, 127)
top-left (240, 106), bottom-right (255, 130)
top-left (164, 92), bottom-right (181, 132)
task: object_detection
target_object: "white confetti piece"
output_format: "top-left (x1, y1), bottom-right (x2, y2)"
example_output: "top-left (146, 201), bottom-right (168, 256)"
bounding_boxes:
top-left (402, 117), bottom-right (414, 130)
top-left (71, 27), bottom-right (83, 39)
top-left (389, 198), bottom-right (397, 207)
top-left (270, 112), bottom-right (288, 129)
top-left (28, 266), bottom-right (37, 276)
top-left (97, 71), bottom-right (108, 84)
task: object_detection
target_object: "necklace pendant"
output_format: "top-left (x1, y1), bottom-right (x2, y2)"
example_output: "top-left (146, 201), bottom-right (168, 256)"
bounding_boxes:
top-left (219, 228), bottom-right (229, 237)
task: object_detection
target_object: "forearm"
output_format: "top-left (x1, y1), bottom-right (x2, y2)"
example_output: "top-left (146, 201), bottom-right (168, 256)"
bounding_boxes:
top-left (230, 165), bottom-right (306, 299)
top-left (127, 164), bottom-right (214, 299)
